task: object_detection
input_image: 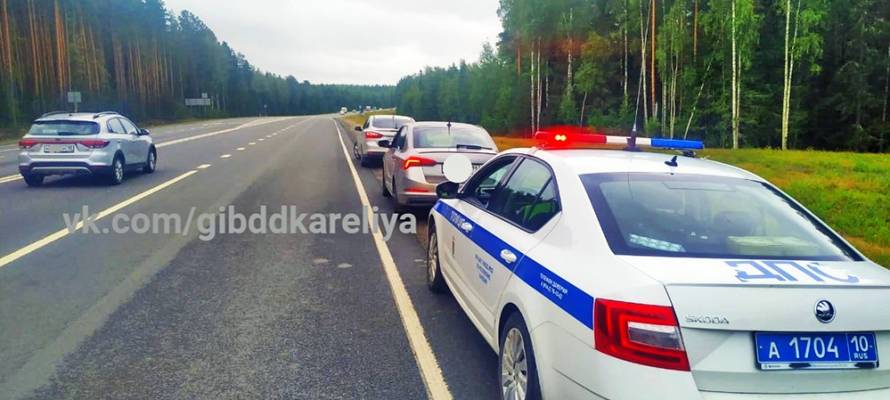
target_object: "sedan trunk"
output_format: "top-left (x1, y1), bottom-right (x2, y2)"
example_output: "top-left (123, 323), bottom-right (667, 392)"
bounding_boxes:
top-left (619, 256), bottom-right (890, 394)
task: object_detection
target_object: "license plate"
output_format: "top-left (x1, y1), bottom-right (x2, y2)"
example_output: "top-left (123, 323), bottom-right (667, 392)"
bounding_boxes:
top-left (44, 144), bottom-right (75, 153)
top-left (755, 332), bottom-right (879, 370)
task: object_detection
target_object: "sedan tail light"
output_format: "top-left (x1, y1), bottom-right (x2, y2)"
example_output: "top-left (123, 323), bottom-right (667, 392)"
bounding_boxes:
top-left (365, 131), bottom-right (384, 139)
top-left (594, 298), bottom-right (690, 371)
top-left (402, 156), bottom-right (437, 170)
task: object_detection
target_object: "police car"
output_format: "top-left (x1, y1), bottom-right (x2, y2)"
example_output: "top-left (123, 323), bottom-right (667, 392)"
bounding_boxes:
top-left (427, 130), bottom-right (890, 400)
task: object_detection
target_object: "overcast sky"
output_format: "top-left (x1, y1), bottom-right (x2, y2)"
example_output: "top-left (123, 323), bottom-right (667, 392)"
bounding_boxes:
top-left (163, 0), bottom-right (502, 85)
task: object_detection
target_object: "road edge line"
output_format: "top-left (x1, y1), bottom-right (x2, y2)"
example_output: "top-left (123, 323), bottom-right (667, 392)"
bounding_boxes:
top-left (332, 119), bottom-right (452, 400)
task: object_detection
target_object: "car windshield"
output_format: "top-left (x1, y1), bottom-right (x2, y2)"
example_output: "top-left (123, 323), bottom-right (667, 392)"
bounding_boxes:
top-left (372, 117), bottom-right (413, 130)
top-left (413, 125), bottom-right (494, 149)
top-left (582, 173), bottom-right (860, 261)
top-left (27, 121), bottom-right (100, 136)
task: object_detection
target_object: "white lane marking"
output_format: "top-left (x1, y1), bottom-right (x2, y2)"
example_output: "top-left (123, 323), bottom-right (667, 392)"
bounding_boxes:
top-left (220, 154), bottom-right (231, 159)
top-left (236, 147), bottom-right (246, 151)
top-left (0, 170), bottom-right (198, 270)
top-left (265, 135), bottom-right (272, 138)
top-left (156, 117), bottom-right (294, 148)
top-left (248, 142), bottom-right (256, 146)
top-left (197, 164), bottom-right (211, 169)
top-left (258, 138), bottom-right (265, 142)
top-left (332, 120), bottom-right (452, 400)
top-left (0, 174), bottom-right (22, 184)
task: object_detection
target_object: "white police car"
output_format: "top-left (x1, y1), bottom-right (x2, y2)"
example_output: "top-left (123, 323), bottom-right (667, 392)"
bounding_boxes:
top-left (427, 131), bottom-right (890, 400)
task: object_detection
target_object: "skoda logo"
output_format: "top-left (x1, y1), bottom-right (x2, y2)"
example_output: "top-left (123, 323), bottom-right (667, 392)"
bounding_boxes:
top-left (814, 300), bottom-right (836, 323)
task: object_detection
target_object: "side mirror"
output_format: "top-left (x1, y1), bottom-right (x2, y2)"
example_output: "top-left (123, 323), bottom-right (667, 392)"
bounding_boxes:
top-left (378, 140), bottom-right (391, 148)
top-left (436, 182), bottom-right (461, 199)
top-left (138, 128), bottom-right (150, 136)
top-left (354, 126), bottom-right (362, 132)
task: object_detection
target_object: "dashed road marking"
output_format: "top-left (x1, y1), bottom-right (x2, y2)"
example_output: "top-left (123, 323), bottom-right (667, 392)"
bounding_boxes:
top-left (220, 154), bottom-right (231, 159)
top-left (197, 164), bottom-right (211, 169)
top-left (332, 120), bottom-right (452, 400)
top-left (237, 147), bottom-right (246, 151)
top-left (0, 170), bottom-right (198, 269)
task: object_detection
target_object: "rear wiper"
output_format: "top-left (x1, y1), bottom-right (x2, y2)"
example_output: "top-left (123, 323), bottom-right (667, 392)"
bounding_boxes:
top-left (455, 144), bottom-right (492, 150)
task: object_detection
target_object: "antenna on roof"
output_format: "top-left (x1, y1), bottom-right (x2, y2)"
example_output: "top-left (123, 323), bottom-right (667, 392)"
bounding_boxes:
top-left (446, 121), bottom-right (452, 136)
top-left (624, 124), bottom-right (641, 152)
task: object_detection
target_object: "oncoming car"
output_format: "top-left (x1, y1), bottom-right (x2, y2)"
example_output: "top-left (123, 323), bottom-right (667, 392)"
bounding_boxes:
top-left (18, 111), bottom-right (157, 186)
top-left (427, 132), bottom-right (890, 400)
top-left (381, 122), bottom-right (497, 209)
top-left (353, 114), bottom-right (415, 166)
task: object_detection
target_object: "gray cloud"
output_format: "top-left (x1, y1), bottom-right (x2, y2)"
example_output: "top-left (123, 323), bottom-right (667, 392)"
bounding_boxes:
top-left (163, 0), bottom-right (502, 85)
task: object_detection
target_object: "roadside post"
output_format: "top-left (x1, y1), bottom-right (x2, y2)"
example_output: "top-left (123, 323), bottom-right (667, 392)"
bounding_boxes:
top-left (67, 91), bottom-right (82, 113)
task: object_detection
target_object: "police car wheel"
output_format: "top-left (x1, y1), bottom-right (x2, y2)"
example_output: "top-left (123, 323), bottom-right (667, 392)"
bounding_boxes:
top-left (499, 313), bottom-right (542, 400)
top-left (427, 230), bottom-right (447, 293)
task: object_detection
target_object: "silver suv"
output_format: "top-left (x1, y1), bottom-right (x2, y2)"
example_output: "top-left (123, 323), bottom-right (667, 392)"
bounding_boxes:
top-left (18, 111), bottom-right (157, 186)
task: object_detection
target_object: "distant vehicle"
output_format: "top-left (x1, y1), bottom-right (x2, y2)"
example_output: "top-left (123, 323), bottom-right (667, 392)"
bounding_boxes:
top-left (381, 122), bottom-right (497, 209)
top-left (18, 111), bottom-right (157, 187)
top-left (427, 130), bottom-right (890, 400)
top-left (340, 107), bottom-right (347, 115)
top-left (353, 114), bottom-right (415, 167)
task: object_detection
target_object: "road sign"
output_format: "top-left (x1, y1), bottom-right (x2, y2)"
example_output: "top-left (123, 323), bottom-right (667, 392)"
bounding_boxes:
top-left (185, 98), bottom-right (211, 107)
top-left (67, 91), bottom-right (82, 112)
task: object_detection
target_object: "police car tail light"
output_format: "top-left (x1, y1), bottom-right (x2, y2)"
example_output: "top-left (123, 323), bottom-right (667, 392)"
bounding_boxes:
top-left (402, 156), bottom-right (436, 170)
top-left (365, 131), bottom-right (384, 139)
top-left (594, 298), bottom-right (690, 371)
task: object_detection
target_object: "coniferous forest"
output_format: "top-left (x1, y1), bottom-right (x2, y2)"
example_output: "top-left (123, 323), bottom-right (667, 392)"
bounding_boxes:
top-left (0, 0), bottom-right (393, 129)
top-left (395, 0), bottom-right (889, 151)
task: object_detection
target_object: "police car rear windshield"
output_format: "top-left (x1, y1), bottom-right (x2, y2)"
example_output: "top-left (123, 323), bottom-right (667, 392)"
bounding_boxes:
top-left (28, 120), bottom-right (100, 136)
top-left (582, 173), bottom-right (861, 261)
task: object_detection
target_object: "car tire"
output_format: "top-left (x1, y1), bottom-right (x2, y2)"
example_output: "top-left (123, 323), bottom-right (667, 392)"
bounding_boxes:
top-left (381, 173), bottom-right (392, 197)
top-left (143, 148), bottom-right (157, 173)
top-left (108, 155), bottom-right (125, 186)
top-left (426, 229), bottom-right (447, 293)
top-left (499, 312), bottom-right (543, 400)
top-left (22, 173), bottom-right (44, 187)
top-left (391, 178), bottom-right (407, 213)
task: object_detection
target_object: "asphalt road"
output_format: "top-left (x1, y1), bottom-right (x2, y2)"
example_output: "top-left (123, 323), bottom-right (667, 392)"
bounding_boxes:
top-left (0, 116), bottom-right (498, 399)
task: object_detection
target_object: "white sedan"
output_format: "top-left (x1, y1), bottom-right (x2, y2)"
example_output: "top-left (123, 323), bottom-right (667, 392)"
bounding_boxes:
top-left (426, 132), bottom-right (890, 400)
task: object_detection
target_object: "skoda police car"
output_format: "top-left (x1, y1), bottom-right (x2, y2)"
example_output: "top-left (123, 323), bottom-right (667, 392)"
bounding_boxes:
top-left (427, 131), bottom-right (890, 400)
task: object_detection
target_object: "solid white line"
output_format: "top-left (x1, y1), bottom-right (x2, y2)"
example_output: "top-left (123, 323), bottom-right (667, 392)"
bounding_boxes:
top-left (0, 170), bottom-right (198, 269)
top-left (0, 174), bottom-right (22, 184)
top-left (220, 154), bottom-right (231, 159)
top-left (332, 120), bottom-right (452, 400)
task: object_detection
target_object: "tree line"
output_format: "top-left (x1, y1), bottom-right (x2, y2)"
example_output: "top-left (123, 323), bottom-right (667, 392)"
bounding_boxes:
top-left (394, 0), bottom-right (889, 151)
top-left (0, 0), bottom-right (393, 128)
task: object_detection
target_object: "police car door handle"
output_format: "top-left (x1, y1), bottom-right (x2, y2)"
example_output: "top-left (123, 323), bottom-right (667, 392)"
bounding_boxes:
top-left (500, 249), bottom-right (517, 264)
top-left (459, 222), bottom-right (473, 233)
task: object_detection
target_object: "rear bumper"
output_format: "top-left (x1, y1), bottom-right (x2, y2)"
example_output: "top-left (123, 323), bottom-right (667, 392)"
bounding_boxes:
top-left (700, 388), bottom-right (890, 399)
top-left (20, 162), bottom-right (112, 176)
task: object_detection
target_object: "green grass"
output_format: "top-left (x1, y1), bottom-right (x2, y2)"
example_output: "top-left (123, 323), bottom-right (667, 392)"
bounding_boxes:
top-left (492, 136), bottom-right (890, 268)
top-left (341, 109), bottom-right (395, 128)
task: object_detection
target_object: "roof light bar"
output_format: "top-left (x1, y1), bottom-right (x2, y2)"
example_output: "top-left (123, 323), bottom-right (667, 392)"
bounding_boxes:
top-left (534, 127), bottom-right (703, 152)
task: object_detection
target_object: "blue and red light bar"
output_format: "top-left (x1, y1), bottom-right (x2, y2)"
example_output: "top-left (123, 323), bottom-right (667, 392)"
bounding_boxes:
top-left (533, 127), bottom-right (703, 151)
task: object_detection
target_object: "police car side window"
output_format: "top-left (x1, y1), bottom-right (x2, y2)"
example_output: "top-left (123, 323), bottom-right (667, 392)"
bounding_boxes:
top-left (463, 157), bottom-right (516, 209)
top-left (489, 159), bottom-right (559, 231)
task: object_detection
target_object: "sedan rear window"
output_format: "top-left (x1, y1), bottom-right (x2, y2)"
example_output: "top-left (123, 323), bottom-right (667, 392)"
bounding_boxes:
top-left (28, 120), bottom-right (100, 136)
top-left (582, 173), bottom-right (861, 261)
top-left (413, 125), bottom-right (494, 149)
top-left (371, 117), bottom-right (413, 130)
